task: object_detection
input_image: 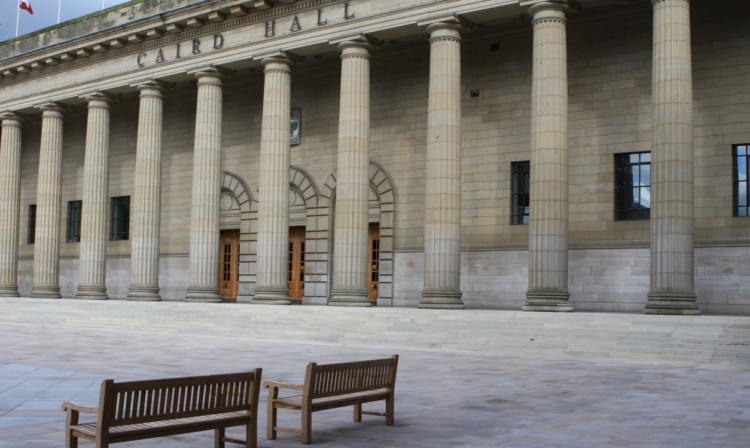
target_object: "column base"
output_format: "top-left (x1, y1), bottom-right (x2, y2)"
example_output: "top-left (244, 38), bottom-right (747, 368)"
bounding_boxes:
top-left (329, 288), bottom-right (372, 307)
top-left (253, 286), bottom-right (291, 305)
top-left (419, 289), bottom-right (464, 309)
top-left (127, 286), bottom-right (161, 301)
top-left (644, 291), bottom-right (700, 315)
top-left (30, 286), bottom-right (61, 299)
top-left (523, 289), bottom-right (573, 312)
top-left (0, 286), bottom-right (20, 297)
top-left (185, 286), bottom-right (222, 303)
top-left (75, 285), bottom-right (109, 300)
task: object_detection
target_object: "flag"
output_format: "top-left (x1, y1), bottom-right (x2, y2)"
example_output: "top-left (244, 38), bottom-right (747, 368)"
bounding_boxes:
top-left (20, 1), bottom-right (34, 15)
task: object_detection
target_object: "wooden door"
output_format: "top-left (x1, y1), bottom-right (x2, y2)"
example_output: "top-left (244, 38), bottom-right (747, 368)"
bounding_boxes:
top-left (219, 230), bottom-right (239, 299)
top-left (368, 223), bottom-right (379, 302)
top-left (288, 226), bottom-right (305, 302)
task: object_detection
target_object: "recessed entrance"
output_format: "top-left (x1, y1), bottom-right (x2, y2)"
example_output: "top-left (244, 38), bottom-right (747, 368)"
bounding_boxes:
top-left (368, 223), bottom-right (379, 302)
top-left (219, 229), bottom-right (239, 300)
top-left (288, 226), bottom-right (305, 302)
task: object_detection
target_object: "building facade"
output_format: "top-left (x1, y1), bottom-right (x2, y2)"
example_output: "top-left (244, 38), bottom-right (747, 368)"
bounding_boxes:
top-left (0, 0), bottom-right (748, 314)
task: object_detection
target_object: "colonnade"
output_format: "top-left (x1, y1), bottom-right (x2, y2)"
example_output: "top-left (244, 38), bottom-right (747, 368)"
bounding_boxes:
top-left (0, 0), bottom-right (699, 314)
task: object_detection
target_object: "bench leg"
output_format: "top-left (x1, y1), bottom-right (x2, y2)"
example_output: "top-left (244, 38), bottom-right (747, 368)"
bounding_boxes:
top-left (267, 402), bottom-right (277, 440)
top-left (215, 427), bottom-right (225, 448)
top-left (301, 410), bottom-right (312, 444)
top-left (66, 433), bottom-right (78, 448)
top-left (246, 417), bottom-right (257, 448)
top-left (385, 395), bottom-right (395, 426)
top-left (353, 403), bottom-right (362, 422)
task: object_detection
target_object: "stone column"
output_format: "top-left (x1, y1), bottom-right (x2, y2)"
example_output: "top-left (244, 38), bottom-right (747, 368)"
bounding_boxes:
top-left (76, 93), bottom-right (113, 300)
top-left (523, 1), bottom-right (573, 312)
top-left (185, 67), bottom-right (225, 302)
top-left (31, 103), bottom-right (65, 299)
top-left (330, 38), bottom-right (373, 307)
top-left (420, 22), bottom-right (465, 310)
top-left (254, 56), bottom-right (292, 305)
top-left (645, 0), bottom-right (699, 315)
top-left (0, 113), bottom-right (24, 297)
top-left (127, 81), bottom-right (167, 301)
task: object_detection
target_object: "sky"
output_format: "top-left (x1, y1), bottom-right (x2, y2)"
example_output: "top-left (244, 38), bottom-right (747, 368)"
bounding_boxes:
top-left (0, 0), bottom-right (131, 43)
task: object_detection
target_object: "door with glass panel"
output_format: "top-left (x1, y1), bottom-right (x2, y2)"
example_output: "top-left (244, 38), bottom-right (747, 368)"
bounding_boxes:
top-left (288, 226), bottom-right (305, 302)
top-left (219, 230), bottom-right (239, 299)
top-left (368, 223), bottom-right (379, 302)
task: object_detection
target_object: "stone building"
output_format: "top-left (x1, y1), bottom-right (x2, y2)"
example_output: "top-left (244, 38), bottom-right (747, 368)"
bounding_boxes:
top-left (0, 0), bottom-right (748, 315)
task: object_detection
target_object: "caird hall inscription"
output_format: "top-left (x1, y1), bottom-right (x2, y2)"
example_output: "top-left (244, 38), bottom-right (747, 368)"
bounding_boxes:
top-left (137, 2), bottom-right (356, 68)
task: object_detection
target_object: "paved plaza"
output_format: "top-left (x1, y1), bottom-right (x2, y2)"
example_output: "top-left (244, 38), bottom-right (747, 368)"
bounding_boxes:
top-left (1, 319), bottom-right (750, 448)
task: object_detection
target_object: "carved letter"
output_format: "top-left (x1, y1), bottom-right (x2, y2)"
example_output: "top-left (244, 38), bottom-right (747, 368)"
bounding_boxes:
top-left (290, 16), bottom-right (301, 33)
top-left (214, 33), bottom-right (224, 49)
top-left (192, 39), bottom-right (201, 55)
top-left (176, 43), bottom-right (182, 59)
top-left (137, 52), bottom-right (147, 68)
top-left (344, 2), bottom-right (355, 20)
top-left (317, 8), bottom-right (328, 26)
top-left (265, 20), bottom-right (275, 38)
top-left (155, 49), bottom-right (165, 64)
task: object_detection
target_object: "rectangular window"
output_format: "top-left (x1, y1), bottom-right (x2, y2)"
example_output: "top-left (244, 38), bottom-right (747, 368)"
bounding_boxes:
top-left (27, 204), bottom-right (36, 244)
top-left (734, 144), bottom-right (749, 217)
top-left (67, 200), bottom-right (82, 243)
top-left (110, 196), bottom-right (130, 241)
top-left (614, 152), bottom-right (651, 221)
top-left (511, 161), bottom-right (530, 225)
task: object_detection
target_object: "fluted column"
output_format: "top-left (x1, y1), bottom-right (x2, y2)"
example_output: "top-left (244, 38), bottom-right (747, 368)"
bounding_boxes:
top-left (185, 67), bottom-right (225, 302)
top-left (523, 1), bottom-right (573, 312)
top-left (76, 93), bottom-right (113, 300)
top-left (254, 57), bottom-right (292, 305)
top-left (128, 81), bottom-right (167, 301)
top-left (645, 0), bottom-right (699, 315)
top-left (330, 39), bottom-right (373, 307)
top-left (31, 103), bottom-right (65, 299)
top-left (420, 22), bottom-right (464, 309)
top-left (0, 113), bottom-right (24, 297)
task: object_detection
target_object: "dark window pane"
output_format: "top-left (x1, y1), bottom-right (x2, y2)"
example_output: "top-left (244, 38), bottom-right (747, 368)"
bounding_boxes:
top-left (27, 204), bottom-right (36, 244)
top-left (67, 200), bottom-right (82, 243)
top-left (511, 161), bottom-right (530, 225)
top-left (734, 145), bottom-right (750, 217)
top-left (614, 152), bottom-right (651, 221)
top-left (110, 196), bottom-right (130, 240)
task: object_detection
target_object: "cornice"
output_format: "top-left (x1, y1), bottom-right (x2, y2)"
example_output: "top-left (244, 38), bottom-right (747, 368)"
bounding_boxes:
top-left (0, 0), bottom-right (332, 83)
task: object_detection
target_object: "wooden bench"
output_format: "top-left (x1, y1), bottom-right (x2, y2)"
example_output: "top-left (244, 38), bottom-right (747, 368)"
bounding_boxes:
top-left (263, 355), bottom-right (399, 444)
top-left (61, 369), bottom-right (262, 448)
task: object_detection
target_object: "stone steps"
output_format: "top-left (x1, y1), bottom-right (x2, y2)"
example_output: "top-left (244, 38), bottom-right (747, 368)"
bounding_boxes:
top-left (1, 297), bottom-right (748, 366)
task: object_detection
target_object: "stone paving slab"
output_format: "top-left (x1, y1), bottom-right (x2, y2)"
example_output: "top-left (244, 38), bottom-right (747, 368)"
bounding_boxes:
top-left (0, 322), bottom-right (749, 448)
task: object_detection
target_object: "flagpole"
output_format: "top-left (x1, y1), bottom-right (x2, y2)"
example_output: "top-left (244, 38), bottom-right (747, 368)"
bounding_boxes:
top-left (58, 0), bottom-right (62, 24)
top-left (15, 0), bottom-right (21, 38)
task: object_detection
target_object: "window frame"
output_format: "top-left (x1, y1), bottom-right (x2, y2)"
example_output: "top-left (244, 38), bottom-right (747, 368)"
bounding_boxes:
top-left (110, 196), bottom-right (130, 241)
top-left (27, 204), bottom-right (36, 245)
top-left (511, 160), bottom-right (530, 225)
top-left (67, 200), bottom-right (82, 243)
top-left (733, 144), bottom-right (749, 217)
top-left (614, 152), bottom-right (651, 221)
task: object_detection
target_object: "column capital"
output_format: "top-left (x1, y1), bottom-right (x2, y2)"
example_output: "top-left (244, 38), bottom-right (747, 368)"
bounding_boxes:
top-left (34, 102), bottom-right (67, 116)
top-left (80, 91), bottom-right (116, 108)
top-left (131, 79), bottom-right (174, 97)
top-left (260, 55), bottom-right (293, 74)
top-left (0, 111), bottom-right (25, 125)
top-left (651, 0), bottom-right (690, 5)
top-left (188, 65), bottom-right (234, 84)
top-left (528, 1), bottom-right (568, 22)
top-left (331, 34), bottom-right (380, 57)
top-left (419, 14), bottom-right (473, 38)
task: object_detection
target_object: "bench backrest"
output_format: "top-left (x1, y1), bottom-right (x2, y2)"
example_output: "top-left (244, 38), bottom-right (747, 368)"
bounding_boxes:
top-left (305, 355), bottom-right (398, 400)
top-left (97, 369), bottom-right (262, 428)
